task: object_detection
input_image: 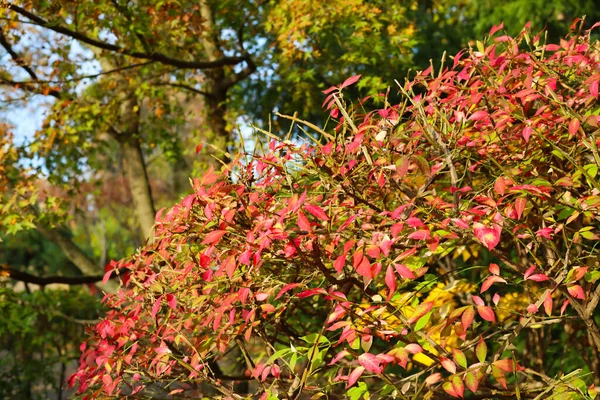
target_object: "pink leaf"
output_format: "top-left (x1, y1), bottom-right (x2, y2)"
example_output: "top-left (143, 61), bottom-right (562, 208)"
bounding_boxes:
top-left (527, 303), bottom-right (539, 313)
top-left (358, 353), bottom-right (383, 374)
top-left (481, 275), bottom-right (507, 293)
top-left (340, 75), bottom-right (361, 89)
top-left (522, 126), bottom-right (533, 143)
top-left (395, 264), bottom-right (415, 279)
top-left (440, 357), bottom-right (456, 373)
top-left (404, 344), bottom-right (422, 354)
top-left (490, 22), bottom-right (504, 36)
top-left (469, 110), bottom-right (488, 121)
top-left (408, 229), bottom-right (431, 240)
top-left (329, 350), bottom-right (350, 366)
top-left (527, 274), bottom-right (549, 282)
top-left (567, 285), bottom-right (585, 300)
top-left (347, 366), bottom-right (365, 388)
top-left (493, 293), bottom-right (500, 306)
top-left (472, 295), bottom-right (485, 306)
top-left (304, 204), bottom-right (329, 221)
top-left (473, 222), bottom-right (501, 250)
top-left (297, 288), bottom-right (327, 298)
top-left (489, 263), bottom-right (500, 275)
top-left (561, 299), bottom-right (570, 315)
top-left (591, 80), bottom-right (599, 99)
top-left (425, 372), bottom-right (442, 386)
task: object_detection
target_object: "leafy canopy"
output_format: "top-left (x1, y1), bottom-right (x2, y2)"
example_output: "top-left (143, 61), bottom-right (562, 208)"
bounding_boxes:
top-left (71, 21), bottom-right (600, 399)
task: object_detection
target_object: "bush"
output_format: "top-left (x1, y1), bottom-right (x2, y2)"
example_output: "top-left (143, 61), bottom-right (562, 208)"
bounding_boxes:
top-left (71, 21), bottom-right (600, 399)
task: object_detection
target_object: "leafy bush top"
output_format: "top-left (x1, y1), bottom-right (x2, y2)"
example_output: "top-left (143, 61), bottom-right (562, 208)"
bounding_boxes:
top-left (71, 21), bottom-right (600, 399)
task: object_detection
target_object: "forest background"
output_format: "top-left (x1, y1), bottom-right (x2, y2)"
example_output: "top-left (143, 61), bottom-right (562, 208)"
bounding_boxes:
top-left (0, 1), bottom-right (599, 399)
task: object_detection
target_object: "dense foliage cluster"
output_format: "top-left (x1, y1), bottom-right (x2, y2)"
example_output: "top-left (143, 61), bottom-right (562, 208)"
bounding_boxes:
top-left (67, 21), bottom-right (600, 399)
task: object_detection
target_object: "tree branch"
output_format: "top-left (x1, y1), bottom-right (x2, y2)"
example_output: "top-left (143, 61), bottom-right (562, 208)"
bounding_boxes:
top-left (0, 264), bottom-right (128, 286)
top-left (35, 223), bottom-right (119, 292)
top-left (9, 4), bottom-right (249, 70)
top-left (0, 29), bottom-right (38, 80)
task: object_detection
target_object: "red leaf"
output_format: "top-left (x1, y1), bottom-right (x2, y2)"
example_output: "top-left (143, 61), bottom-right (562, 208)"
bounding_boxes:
top-left (220, 255), bottom-right (236, 279)
top-left (591, 80), bottom-right (599, 99)
top-left (333, 254), bottom-right (346, 274)
top-left (297, 211), bottom-right (311, 232)
top-left (569, 118), bottom-right (580, 136)
top-left (151, 296), bottom-right (162, 318)
top-left (481, 275), bottom-right (507, 293)
top-left (477, 306), bottom-right (496, 322)
top-left (202, 230), bottom-right (227, 245)
top-left (473, 222), bottom-right (501, 250)
top-left (276, 283), bottom-right (303, 299)
top-left (568, 285), bottom-right (585, 300)
top-left (340, 74), bottom-right (361, 89)
top-left (102, 269), bottom-right (114, 284)
top-left (493, 359), bottom-right (515, 373)
top-left (195, 143), bottom-right (203, 154)
top-left (514, 197), bottom-right (526, 220)
top-left (544, 290), bottom-right (553, 316)
top-left (347, 366), bottom-right (365, 388)
top-left (489, 263), bottom-right (500, 275)
top-left (407, 301), bottom-right (433, 324)
top-left (166, 294), bottom-right (177, 309)
top-left (297, 288), bottom-right (327, 298)
top-left (494, 177), bottom-right (506, 196)
top-left (462, 306), bottom-right (475, 330)
top-left (304, 204), bottom-right (329, 221)
top-left (353, 251), bottom-right (372, 279)
top-left (489, 22), bottom-right (504, 36)
top-left (358, 353), bottom-right (383, 374)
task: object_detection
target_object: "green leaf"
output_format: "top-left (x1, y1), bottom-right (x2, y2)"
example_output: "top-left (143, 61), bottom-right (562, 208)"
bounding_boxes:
top-left (414, 311), bottom-right (432, 331)
top-left (476, 338), bottom-right (487, 363)
top-left (347, 382), bottom-right (369, 400)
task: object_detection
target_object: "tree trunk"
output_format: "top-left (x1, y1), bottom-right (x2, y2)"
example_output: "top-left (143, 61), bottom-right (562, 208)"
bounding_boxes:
top-left (120, 134), bottom-right (156, 241)
top-left (35, 224), bottom-right (118, 293)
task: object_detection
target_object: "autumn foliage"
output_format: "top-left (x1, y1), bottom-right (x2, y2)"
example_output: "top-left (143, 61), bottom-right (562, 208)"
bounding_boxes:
top-left (71, 21), bottom-right (600, 399)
